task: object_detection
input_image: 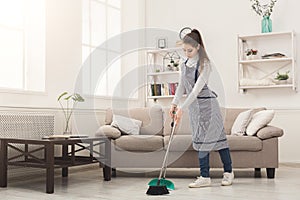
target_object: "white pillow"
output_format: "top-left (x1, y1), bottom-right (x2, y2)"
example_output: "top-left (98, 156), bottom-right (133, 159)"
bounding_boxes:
top-left (246, 110), bottom-right (275, 136)
top-left (231, 109), bottom-right (253, 136)
top-left (111, 114), bottom-right (142, 135)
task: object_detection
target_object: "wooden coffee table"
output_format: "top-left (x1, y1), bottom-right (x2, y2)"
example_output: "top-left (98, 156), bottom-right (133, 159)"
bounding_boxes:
top-left (0, 136), bottom-right (111, 193)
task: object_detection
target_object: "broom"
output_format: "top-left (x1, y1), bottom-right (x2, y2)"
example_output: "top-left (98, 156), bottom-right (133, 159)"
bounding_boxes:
top-left (146, 112), bottom-right (176, 195)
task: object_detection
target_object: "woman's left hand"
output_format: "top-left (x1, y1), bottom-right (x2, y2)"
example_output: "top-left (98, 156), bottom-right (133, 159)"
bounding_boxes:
top-left (174, 107), bottom-right (183, 125)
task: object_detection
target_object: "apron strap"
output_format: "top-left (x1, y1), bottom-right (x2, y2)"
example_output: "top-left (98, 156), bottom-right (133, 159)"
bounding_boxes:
top-left (195, 60), bottom-right (200, 83)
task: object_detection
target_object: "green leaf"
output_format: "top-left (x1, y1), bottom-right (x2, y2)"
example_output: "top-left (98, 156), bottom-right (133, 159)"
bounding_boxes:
top-left (58, 92), bottom-right (68, 101)
top-left (74, 93), bottom-right (85, 102)
top-left (64, 95), bottom-right (72, 100)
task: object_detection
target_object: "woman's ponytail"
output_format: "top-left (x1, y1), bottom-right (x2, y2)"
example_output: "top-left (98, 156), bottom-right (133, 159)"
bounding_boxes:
top-left (191, 29), bottom-right (204, 49)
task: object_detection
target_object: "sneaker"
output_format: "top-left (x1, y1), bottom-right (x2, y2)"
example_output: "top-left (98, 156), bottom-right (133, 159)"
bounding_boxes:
top-left (221, 172), bottom-right (234, 186)
top-left (188, 176), bottom-right (211, 188)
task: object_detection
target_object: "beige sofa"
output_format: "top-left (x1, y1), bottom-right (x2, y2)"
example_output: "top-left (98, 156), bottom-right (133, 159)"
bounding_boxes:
top-left (96, 106), bottom-right (284, 178)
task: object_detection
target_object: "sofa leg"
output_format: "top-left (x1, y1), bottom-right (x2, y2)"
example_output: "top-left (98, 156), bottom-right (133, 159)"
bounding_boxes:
top-left (266, 168), bottom-right (275, 179)
top-left (112, 168), bottom-right (117, 177)
top-left (254, 168), bottom-right (261, 178)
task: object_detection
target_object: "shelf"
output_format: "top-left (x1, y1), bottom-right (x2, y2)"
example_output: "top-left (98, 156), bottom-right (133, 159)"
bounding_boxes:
top-left (238, 31), bottom-right (294, 40)
top-left (147, 71), bottom-right (180, 76)
top-left (237, 31), bottom-right (296, 92)
top-left (148, 95), bottom-right (175, 99)
top-left (148, 94), bottom-right (187, 99)
top-left (239, 84), bottom-right (293, 89)
top-left (147, 47), bottom-right (182, 54)
top-left (146, 47), bottom-right (184, 102)
top-left (239, 57), bottom-right (293, 64)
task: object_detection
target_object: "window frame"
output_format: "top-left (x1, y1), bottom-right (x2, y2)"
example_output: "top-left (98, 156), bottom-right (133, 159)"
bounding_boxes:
top-left (82, 0), bottom-right (123, 98)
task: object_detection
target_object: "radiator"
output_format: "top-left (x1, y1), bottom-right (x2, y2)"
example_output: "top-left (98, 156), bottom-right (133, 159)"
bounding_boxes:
top-left (0, 112), bottom-right (54, 139)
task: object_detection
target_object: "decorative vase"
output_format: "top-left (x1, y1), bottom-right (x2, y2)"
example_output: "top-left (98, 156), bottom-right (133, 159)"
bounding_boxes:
top-left (261, 16), bottom-right (272, 33)
top-left (63, 120), bottom-right (72, 135)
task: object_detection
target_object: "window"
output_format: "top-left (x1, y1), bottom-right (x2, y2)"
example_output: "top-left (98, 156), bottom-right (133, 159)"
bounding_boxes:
top-left (82, 0), bottom-right (122, 97)
top-left (0, 0), bottom-right (45, 92)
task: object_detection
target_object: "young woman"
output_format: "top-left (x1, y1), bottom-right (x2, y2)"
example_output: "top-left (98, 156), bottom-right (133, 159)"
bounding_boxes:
top-left (169, 29), bottom-right (234, 188)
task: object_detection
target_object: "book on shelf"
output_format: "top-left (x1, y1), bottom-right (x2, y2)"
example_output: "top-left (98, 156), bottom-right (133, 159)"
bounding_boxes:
top-left (151, 84), bottom-right (162, 96)
top-left (169, 82), bottom-right (178, 95)
top-left (261, 53), bottom-right (286, 59)
top-left (150, 82), bottom-right (180, 96)
top-left (162, 83), bottom-right (169, 96)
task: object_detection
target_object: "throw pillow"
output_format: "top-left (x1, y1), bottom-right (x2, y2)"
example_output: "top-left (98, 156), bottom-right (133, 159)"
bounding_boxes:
top-left (111, 114), bottom-right (142, 135)
top-left (95, 125), bottom-right (121, 139)
top-left (231, 109), bottom-right (253, 136)
top-left (246, 110), bottom-right (275, 136)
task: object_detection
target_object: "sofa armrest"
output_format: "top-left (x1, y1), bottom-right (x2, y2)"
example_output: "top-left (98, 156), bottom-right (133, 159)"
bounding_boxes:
top-left (95, 125), bottom-right (121, 139)
top-left (256, 125), bottom-right (284, 140)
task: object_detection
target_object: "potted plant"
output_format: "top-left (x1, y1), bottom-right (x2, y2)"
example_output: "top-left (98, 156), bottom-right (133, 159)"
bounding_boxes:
top-left (173, 62), bottom-right (179, 71)
top-left (274, 71), bottom-right (290, 84)
top-left (167, 59), bottom-right (180, 71)
top-left (245, 48), bottom-right (258, 60)
top-left (57, 92), bottom-right (85, 134)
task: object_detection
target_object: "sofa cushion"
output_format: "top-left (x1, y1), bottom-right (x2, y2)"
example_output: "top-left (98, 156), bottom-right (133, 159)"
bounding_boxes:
top-left (227, 135), bottom-right (262, 151)
top-left (105, 105), bottom-right (163, 136)
top-left (164, 135), bottom-right (262, 152)
top-left (95, 125), bottom-right (121, 139)
top-left (114, 135), bottom-right (164, 152)
top-left (224, 107), bottom-right (266, 135)
top-left (163, 107), bottom-right (191, 136)
top-left (164, 135), bottom-right (193, 151)
top-left (246, 110), bottom-right (275, 136)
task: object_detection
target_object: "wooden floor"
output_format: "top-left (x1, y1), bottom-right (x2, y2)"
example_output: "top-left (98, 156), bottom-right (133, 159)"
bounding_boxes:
top-left (0, 163), bottom-right (299, 199)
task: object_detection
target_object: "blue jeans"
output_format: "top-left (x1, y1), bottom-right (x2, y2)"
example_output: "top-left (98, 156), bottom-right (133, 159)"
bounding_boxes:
top-left (198, 148), bottom-right (232, 177)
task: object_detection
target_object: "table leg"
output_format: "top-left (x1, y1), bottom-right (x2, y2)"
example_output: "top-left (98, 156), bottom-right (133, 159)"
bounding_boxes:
top-left (62, 144), bottom-right (68, 177)
top-left (103, 138), bottom-right (111, 181)
top-left (0, 140), bottom-right (8, 187)
top-left (25, 144), bottom-right (28, 162)
top-left (45, 143), bottom-right (54, 194)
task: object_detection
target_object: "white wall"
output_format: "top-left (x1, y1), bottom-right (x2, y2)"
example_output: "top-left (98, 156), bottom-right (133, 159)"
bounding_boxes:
top-left (145, 0), bottom-right (300, 163)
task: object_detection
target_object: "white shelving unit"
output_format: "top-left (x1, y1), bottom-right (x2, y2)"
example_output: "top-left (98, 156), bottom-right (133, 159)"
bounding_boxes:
top-left (146, 47), bottom-right (183, 102)
top-left (237, 31), bottom-right (297, 93)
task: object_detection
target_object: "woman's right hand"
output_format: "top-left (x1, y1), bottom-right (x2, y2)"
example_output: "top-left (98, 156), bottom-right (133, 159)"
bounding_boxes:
top-left (169, 104), bottom-right (177, 119)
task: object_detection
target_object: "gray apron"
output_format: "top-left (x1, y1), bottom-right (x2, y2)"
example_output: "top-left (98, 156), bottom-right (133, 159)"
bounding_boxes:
top-left (181, 60), bottom-right (228, 151)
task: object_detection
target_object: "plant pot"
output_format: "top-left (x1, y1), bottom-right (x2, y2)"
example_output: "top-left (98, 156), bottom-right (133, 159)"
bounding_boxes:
top-left (245, 55), bottom-right (258, 60)
top-left (273, 79), bottom-right (288, 85)
top-left (252, 54), bottom-right (259, 60)
top-left (245, 56), bottom-right (251, 60)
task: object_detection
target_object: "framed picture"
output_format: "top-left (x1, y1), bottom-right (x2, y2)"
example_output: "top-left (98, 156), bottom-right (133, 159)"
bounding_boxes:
top-left (157, 38), bottom-right (167, 49)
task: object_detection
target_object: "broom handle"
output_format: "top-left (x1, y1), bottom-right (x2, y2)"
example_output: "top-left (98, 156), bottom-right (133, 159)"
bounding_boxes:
top-left (162, 121), bottom-right (176, 179)
top-left (158, 113), bottom-right (176, 180)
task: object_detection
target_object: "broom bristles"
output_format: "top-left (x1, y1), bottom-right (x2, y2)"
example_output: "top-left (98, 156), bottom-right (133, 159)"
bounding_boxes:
top-left (146, 185), bottom-right (169, 195)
